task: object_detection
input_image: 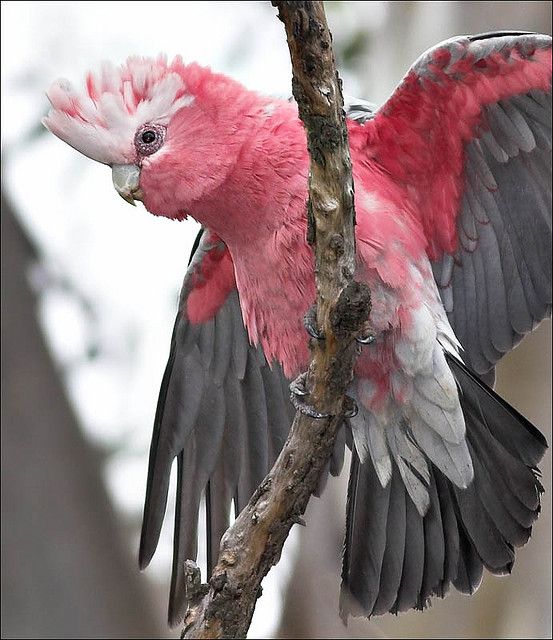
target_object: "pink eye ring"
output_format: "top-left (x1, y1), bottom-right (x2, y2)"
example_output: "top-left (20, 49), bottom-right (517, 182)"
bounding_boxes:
top-left (134, 123), bottom-right (166, 156)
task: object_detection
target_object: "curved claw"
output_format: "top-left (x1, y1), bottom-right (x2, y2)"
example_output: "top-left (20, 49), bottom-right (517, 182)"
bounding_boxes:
top-left (289, 373), bottom-right (331, 419)
top-left (356, 333), bottom-right (375, 345)
top-left (290, 392), bottom-right (332, 419)
top-left (343, 396), bottom-right (358, 418)
top-left (290, 372), bottom-right (309, 397)
top-left (305, 322), bottom-right (324, 341)
top-left (304, 305), bottom-right (325, 341)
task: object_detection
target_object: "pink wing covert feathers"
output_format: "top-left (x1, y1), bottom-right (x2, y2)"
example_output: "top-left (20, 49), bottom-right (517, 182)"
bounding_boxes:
top-left (358, 32), bottom-right (552, 382)
top-left (364, 33), bottom-right (551, 258)
top-left (185, 231), bottom-right (236, 324)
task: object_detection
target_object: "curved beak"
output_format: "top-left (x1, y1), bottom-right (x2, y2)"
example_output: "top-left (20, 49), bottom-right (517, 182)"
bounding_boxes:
top-left (112, 164), bottom-right (143, 206)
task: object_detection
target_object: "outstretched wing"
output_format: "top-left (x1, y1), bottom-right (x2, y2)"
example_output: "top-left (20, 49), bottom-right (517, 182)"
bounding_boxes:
top-left (341, 32), bottom-right (550, 619)
top-left (367, 31), bottom-right (552, 382)
top-left (139, 228), bottom-right (294, 626)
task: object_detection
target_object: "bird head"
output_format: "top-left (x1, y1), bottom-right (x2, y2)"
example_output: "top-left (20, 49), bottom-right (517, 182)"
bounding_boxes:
top-left (43, 56), bottom-right (265, 221)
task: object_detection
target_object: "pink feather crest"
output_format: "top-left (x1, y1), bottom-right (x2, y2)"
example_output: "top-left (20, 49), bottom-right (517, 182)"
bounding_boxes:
top-left (42, 55), bottom-right (194, 165)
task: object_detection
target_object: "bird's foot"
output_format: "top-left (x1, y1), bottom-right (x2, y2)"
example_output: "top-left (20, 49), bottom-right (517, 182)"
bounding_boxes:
top-left (305, 305), bottom-right (374, 346)
top-left (290, 372), bottom-right (331, 419)
top-left (290, 373), bottom-right (359, 420)
top-left (304, 305), bottom-right (324, 340)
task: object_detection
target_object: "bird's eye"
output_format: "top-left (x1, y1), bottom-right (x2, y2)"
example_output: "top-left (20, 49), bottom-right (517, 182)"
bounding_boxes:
top-left (141, 130), bottom-right (157, 144)
top-left (135, 124), bottom-right (166, 156)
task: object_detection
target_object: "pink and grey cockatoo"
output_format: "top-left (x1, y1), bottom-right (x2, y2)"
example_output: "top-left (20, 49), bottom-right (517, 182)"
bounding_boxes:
top-left (44, 31), bottom-right (551, 625)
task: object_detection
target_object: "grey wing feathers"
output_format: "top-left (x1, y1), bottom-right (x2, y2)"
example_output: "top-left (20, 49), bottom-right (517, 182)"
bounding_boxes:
top-left (344, 96), bottom-right (377, 124)
top-left (429, 33), bottom-right (552, 380)
top-left (341, 354), bottom-right (547, 618)
top-left (138, 229), bottom-right (294, 626)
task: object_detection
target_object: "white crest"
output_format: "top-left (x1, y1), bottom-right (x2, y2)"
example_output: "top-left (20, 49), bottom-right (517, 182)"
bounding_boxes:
top-left (43, 55), bottom-right (194, 165)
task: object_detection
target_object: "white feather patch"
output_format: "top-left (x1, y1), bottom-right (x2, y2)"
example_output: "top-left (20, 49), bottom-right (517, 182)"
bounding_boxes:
top-left (43, 55), bottom-right (194, 165)
top-left (367, 413), bottom-right (393, 488)
top-left (410, 413), bottom-right (474, 489)
top-left (386, 422), bottom-right (430, 516)
top-left (394, 302), bottom-right (436, 376)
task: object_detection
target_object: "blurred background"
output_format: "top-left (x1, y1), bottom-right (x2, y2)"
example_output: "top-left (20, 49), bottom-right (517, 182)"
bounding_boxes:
top-left (1, 1), bottom-right (551, 638)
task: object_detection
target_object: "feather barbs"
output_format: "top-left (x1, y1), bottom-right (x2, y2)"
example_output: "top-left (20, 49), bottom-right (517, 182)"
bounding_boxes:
top-left (43, 55), bottom-right (194, 165)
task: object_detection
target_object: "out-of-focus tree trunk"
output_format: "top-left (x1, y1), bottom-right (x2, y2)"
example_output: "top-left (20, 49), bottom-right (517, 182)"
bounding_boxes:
top-left (278, 3), bottom-right (551, 638)
top-left (1, 191), bottom-right (166, 638)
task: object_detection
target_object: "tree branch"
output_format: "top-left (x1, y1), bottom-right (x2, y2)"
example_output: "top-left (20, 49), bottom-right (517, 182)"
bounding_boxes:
top-left (181, 2), bottom-right (370, 637)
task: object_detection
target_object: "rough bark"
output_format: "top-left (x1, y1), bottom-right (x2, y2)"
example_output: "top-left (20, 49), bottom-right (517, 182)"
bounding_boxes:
top-left (181, 3), bottom-right (370, 638)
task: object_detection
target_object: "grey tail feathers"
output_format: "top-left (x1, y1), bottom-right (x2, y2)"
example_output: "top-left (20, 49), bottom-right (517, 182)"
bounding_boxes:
top-left (340, 353), bottom-right (547, 618)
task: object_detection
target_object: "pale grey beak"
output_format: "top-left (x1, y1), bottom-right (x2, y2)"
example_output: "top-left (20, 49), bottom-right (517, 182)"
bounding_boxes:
top-left (112, 164), bottom-right (143, 206)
